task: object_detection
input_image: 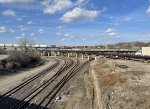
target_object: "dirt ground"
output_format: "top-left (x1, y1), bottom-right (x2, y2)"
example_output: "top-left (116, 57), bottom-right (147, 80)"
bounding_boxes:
top-left (1, 56), bottom-right (150, 109)
top-left (0, 58), bottom-right (56, 93)
top-left (51, 62), bottom-right (95, 109)
top-left (90, 57), bottom-right (150, 109)
top-left (0, 55), bottom-right (8, 61)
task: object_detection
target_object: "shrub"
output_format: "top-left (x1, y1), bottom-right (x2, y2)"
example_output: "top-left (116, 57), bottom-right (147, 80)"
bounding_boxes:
top-left (6, 62), bottom-right (20, 70)
top-left (0, 48), bottom-right (6, 54)
top-left (3, 51), bottom-right (41, 70)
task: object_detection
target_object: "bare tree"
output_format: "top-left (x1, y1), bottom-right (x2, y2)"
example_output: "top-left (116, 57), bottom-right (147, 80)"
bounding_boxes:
top-left (18, 38), bottom-right (35, 52)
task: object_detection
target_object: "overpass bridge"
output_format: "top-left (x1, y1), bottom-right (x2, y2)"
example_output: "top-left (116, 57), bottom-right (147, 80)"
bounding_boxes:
top-left (0, 44), bottom-right (138, 59)
top-left (37, 48), bottom-right (137, 58)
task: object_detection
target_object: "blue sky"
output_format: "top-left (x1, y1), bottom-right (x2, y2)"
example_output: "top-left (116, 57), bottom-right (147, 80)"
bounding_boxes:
top-left (0, 0), bottom-right (150, 46)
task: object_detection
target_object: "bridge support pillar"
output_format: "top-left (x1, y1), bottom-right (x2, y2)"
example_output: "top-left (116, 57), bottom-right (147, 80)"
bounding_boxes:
top-left (54, 52), bottom-right (57, 57)
top-left (57, 52), bottom-right (60, 56)
top-left (41, 52), bottom-right (43, 56)
top-left (67, 53), bottom-right (70, 57)
top-left (82, 53), bottom-right (84, 59)
top-left (95, 56), bottom-right (97, 60)
top-left (75, 53), bottom-right (78, 58)
top-left (48, 52), bottom-right (51, 56)
top-left (88, 56), bottom-right (90, 60)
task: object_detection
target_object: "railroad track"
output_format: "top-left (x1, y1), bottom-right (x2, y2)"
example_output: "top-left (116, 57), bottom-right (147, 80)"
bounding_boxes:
top-left (0, 57), bottom-right (90, 109)
top-left (102, 54), bottom-right (150, 62)
top-left (33, 59), bottom-right (81, 109)
top-left (0, 58), bottom-right (71, 108)
top-left (32, 59), bottom-right (90, 109)
top-left (0, 57), bottom-right (75, 109)
top-left (0, 59), bottom-right (60, 102)
top-left (8, 58), bottom-right (76, 109)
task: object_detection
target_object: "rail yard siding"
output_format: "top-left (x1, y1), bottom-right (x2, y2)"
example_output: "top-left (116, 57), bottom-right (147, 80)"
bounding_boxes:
top-left (142, 47), bottom-right (150, 56)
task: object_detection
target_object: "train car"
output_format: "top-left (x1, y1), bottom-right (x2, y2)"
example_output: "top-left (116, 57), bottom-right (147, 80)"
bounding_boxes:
top-left (39, 45), bottom-right (48, 47)
top-left (5, 44), bottom-right (13, 47)
top-left (49, 45), bottom-right (56, 48)
top-left (32, 45), bottom-right (40, 47)
top-left (0, 44), bottom-right (4, 47)
top-left (13, 44), bottom-right (19, 47)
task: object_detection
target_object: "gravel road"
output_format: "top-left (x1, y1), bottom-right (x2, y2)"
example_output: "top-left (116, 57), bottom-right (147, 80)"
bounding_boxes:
top-left (0, 55), bottom-right (8, 61)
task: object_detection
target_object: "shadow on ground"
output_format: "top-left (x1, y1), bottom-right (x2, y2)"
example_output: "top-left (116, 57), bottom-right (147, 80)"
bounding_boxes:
top-left (0, 94), bottom-right (49, 109)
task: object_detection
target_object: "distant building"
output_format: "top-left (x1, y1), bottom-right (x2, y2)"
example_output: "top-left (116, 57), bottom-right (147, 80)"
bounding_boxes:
top-left (142, 47), bottom-right (150, 56)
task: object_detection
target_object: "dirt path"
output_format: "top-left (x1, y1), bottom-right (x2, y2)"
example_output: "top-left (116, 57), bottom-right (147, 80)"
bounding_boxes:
top-left (0, 55), bottom-right (8, 60)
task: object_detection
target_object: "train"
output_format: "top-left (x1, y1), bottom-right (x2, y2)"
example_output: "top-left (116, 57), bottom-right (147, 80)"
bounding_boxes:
top-left (0, 44), bottom-right (97, 49)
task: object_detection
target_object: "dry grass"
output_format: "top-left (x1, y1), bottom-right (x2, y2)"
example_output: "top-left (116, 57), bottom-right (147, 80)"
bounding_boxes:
top-left (135, 99), bottom-right (146, 107)
top-left (91, 57), bottom-right (150, 109)
top-left (1, 51), bottom-right (41, 71)
top-left (101, 73), bottom-right (126, 87)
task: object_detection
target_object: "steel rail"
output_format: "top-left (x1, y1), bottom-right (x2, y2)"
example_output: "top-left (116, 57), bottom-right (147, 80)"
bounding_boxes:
top-left (10, 58), bottom-right (74, 109)
top-left (34, 59), bottom-right (84, 109)
top-left (0, 59), bottom-right (60, 103)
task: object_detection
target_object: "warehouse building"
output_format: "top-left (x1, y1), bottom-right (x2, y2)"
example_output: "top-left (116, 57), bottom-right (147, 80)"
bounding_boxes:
top-left (142, 47), bottom-right (150, 56)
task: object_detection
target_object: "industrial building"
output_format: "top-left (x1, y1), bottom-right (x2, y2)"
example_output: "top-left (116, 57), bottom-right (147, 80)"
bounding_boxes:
top-left (142, 47), bottom-right (150, 56)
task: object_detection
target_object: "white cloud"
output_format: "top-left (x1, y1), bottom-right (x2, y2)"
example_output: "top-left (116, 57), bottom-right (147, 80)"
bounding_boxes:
top-left (142, 34), bottom-right (150, 41)
top-left (2, 9), bottom-right (16, 16)
top-left (105, 28), bottom-right (120, 38)
top-left (16, 18), bottom-right (22, 21)
top-left (38, 28), bottom-right (45, 33)
top-left (64, 33), bottom-right (70, 37)
top-left (57, 25), bottom-right (66, 29)
top-left (75, 0), bottom-right (89, 6)
top-left (0, 0), bottom-right (34, 4)
top-left (147, 6), bottom-right (150, 14)
top-left (61, 38), bottom-right (67, 42)
top-left (56, 32), bottom-right (62, 36)
top-left (105, 28), bottom-right (115, 33)
top-left (81, 37), bottom-right (88, 41)
top-left (27, 21), bottom-right (34, 25)
top-left (101, 7), bottom-right (107, 12)
top-left (108, 32), bottom-right (117, 36)
top-left (20, 25), bottom-right (28, 31)
top-left (144, 34), bottom-right (150, 37)
top-left (42, 0), bottom-right (73, 14)
top-left (9, 28), bottom-right (15, 33)
top-left (64, 33), bottom-right (77, 38)
top-left (0, 26), bottom-right (6, 33)
top-left (30, 33), bottom-right (35, 36)
top-left (15, 36), bottom-right (24, 39)
top-left (21, 33), bottom-right (25, 36)
top-left (77, 0), bottom-right (85, 3)
top-left (61, 7), bottom-right (99, 22)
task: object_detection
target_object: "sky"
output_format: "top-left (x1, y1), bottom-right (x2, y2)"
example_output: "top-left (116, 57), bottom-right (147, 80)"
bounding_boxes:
top-left (0, 0), bottom-right (150, 46)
